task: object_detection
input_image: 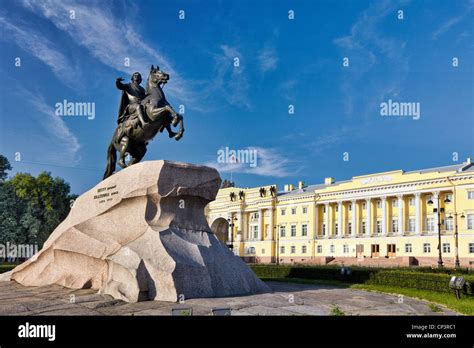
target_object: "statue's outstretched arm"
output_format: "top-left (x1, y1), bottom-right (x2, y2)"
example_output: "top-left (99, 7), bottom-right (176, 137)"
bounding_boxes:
top-left (116, 77), bottom-right (126, 90)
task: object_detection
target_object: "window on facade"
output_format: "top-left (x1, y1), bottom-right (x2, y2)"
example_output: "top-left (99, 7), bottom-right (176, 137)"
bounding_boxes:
top-left (330, 245), bottom-right (335, 253)
top-left (348, 222), bottom-right (352, 234)
top-left (247, 247), bottom-right (255, 254)
top-left (334, 223), bottom-right (338, 234)
top-left (376, 220), bottom-right (382, 234)
top-left (317, 245), bottom-right (323, 253)
top-left (343, 245), bottom-right (349, 253)
top-left (426, 217), bottom-right (435, 232)
top-left (252, 225), bottom-right (258, 239)
top-left (405, 243), bottom-right (412, 253)
top-left (469, 243), bottom-right (474, 254)
top-left (377, 200), bottom-right (382, 208)
top-left (446, 218), bottom-right (454, 231)
top-left (280, 225), bottom-right (286, 237)
top-left (291, 225), bottom-right (297, 237)
top-left (261, 249), bottom-right (265, 254)
top-left (362, 202), bottom-right (366, 210)
top-left (425, 195), bottom-right (432, 203)
top-left (408, 218), bottom-right (416, 232)
top-left (445, 194), bottom-right (453, 202)
top-left (361, 221), bottom-right (366, 234)
top-left (392, 219), bottom-right (398, 233)
top-left (392, 199), bottom-right (398, 207)
top-left (467, 214), bottom-right (474, 230)
top-left (423, 243), bottom-right (431, 253)
top-left (302, 245), bottom-right (307, 254)
top-left (280, 246), bottom-right (285, 254)
top-left (301, 224), bottom-right (308, 236)
top-left (291, 207), bottom-right (296, 215)
top-left (409, 198), bottom-right (415, 206)
top-left (302, 206), bottom-right (308, 214)
top-left (348, 203), bottom-right (352, 211)
top-left (323, 206), bottom-right (326, 213)
top-left (468, 191), bottom-right (474, 200)
top-left (442, 243), bottom-right (451, 253)
top-left (322, 223), bottom-right (326, 235)
top-left (281, 209), bottom-right (286, 215)
top-left (335, 205), bottom-right (338, 212)
top-left (291, 246), bottom-right (296, 254)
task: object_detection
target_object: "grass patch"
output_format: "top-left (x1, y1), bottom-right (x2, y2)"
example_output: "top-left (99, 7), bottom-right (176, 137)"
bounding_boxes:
top-left (350, 283), bottom-right (474, 315)
top-left (330, 304), bottom-right (345, 316)
top-left (428, 303), bottom-right (442, 313)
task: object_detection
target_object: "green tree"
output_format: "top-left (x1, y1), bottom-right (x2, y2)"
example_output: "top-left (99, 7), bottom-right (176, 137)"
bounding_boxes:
top-left (0, 181), bottom-right (28, 245)
top-left (0, 154), bottom-right (76, 248)
top-left (9, 172), bottom-right (76, 246)
top-left (0, 154), bottom-right (12, 181)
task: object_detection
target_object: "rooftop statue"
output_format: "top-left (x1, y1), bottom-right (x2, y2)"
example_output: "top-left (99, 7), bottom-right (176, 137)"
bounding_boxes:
top-left (103, 65), bottom-right (184, 179)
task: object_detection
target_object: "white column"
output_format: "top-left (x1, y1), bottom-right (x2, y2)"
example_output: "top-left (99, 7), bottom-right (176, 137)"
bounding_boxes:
top-left (236, 210), bottom-right (243, 242)
top-left (267, 207), bottom-right (273, 240)
top-left (258, 209), bottom-right (263, 241)
top-left (433, 191), bottom-right (440, 234)
top-left (351, 200), bottom-right (357, 237)
top-left (415, 193), bottom-right (421, 234)
top-left (366, 198), bottom-right (372, 237)
top-left (314, 204), bottom-right (319, 238)
top-left (381, 197), bottom-right (387, 236)
top-left (337, 201), bottom-right (343, 238)
top-left (397, 195), bottom-right (404, 235)
top-left (227, 213), bottom-right (233, 243)
top-left (325, 203), bottom-right (330, 239)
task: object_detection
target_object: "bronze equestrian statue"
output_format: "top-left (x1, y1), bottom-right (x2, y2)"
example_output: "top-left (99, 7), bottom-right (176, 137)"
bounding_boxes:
top-left (103, 65), bottom-right (184, 179)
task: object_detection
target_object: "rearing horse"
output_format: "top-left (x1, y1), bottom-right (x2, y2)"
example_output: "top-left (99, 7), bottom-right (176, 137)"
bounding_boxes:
top-left (103, 65), bottom-right (184, 179)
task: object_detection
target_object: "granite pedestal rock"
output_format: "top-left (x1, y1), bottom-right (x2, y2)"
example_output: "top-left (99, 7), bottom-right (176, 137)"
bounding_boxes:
top-left (0, 161), bottom-right (270, 302)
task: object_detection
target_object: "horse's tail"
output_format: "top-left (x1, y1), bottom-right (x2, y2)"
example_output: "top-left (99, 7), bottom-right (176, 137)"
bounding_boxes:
top-left (103, 141), bottom-right (116, 179)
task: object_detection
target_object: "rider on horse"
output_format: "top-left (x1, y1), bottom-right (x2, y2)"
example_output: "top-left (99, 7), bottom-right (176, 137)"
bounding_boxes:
top-left (116, 72), bottom-right (176, 141)
top-left (103, 66), bottom-right (185, 179)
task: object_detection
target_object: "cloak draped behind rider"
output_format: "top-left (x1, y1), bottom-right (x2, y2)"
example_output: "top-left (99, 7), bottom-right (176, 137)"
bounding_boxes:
top-left (116, 81), bottom-right (146, 125)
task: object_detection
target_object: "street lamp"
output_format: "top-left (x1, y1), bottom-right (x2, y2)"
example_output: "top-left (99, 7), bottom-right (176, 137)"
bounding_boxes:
top-left (427, 195), bottom-right (450, 268)
top-left (226, 216), bottom-right (238, 251)
top-left (274, 224), bottom-right (280, 265)
top-left (447, 212), bottom-right (466, 269)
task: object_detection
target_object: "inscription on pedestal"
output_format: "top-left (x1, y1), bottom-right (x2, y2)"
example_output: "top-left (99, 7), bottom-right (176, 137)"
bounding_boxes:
top-left (93, 184), bottom-right (119, 204)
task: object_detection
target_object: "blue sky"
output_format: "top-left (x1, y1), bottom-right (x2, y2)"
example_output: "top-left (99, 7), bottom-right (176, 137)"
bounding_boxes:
top-left (0, 0), bottom-right (473, 194)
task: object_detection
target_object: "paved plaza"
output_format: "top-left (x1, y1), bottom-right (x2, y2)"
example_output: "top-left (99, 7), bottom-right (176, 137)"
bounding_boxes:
top-left (0, 281), bottom-right (458, 316)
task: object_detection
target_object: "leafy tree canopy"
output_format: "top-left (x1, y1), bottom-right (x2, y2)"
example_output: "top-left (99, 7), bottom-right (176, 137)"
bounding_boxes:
top-left (0, 155), bottom-right (76, 248)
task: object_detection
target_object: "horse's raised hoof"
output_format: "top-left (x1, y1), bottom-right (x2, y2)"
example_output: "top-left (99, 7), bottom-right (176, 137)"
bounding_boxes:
top-left (174, 132), bottom-right (183, 141)
top-left (168, 131), bottom-right (177, 138)
top-left (118, 159), bottom-right (127, 168)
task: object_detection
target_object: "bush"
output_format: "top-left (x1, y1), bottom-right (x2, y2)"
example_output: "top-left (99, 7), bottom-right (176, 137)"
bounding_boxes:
top-left (367, 270), bottom-right (474, 295)
top-left (250, 265), bottom-right (474, 296)
top-left (0, 264), bottom-right (15, 274)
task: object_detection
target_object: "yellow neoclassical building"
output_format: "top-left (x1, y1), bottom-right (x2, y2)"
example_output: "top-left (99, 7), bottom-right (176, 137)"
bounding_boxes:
top-left (206, 157), bottom-right (474, 267)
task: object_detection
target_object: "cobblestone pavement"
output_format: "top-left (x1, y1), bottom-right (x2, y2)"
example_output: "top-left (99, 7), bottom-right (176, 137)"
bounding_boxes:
top-left (0, 281), bottom-right (459, 316)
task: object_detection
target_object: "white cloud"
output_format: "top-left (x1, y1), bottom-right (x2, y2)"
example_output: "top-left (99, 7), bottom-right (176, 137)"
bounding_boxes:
top-left (205, 147), bottom-right (297, 178)
top-left (333, 0), bottom-right (409, 118)
top-left (279, 79), bottom-right (298, 102)
top-left (432, 2), bottom-right (474, 40)
top-left (257, 44), bottom-right (278, 73)
top-left (0, 16), bottom-right (81, 88)
top-left (208, 45), bottom-right (252, 110)
top-left (20, 0), bottom-right (195, 104)
top-left (17, 86), bottom-right (81, 163)
top-left (305, 126), bottom-right (359, 155)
